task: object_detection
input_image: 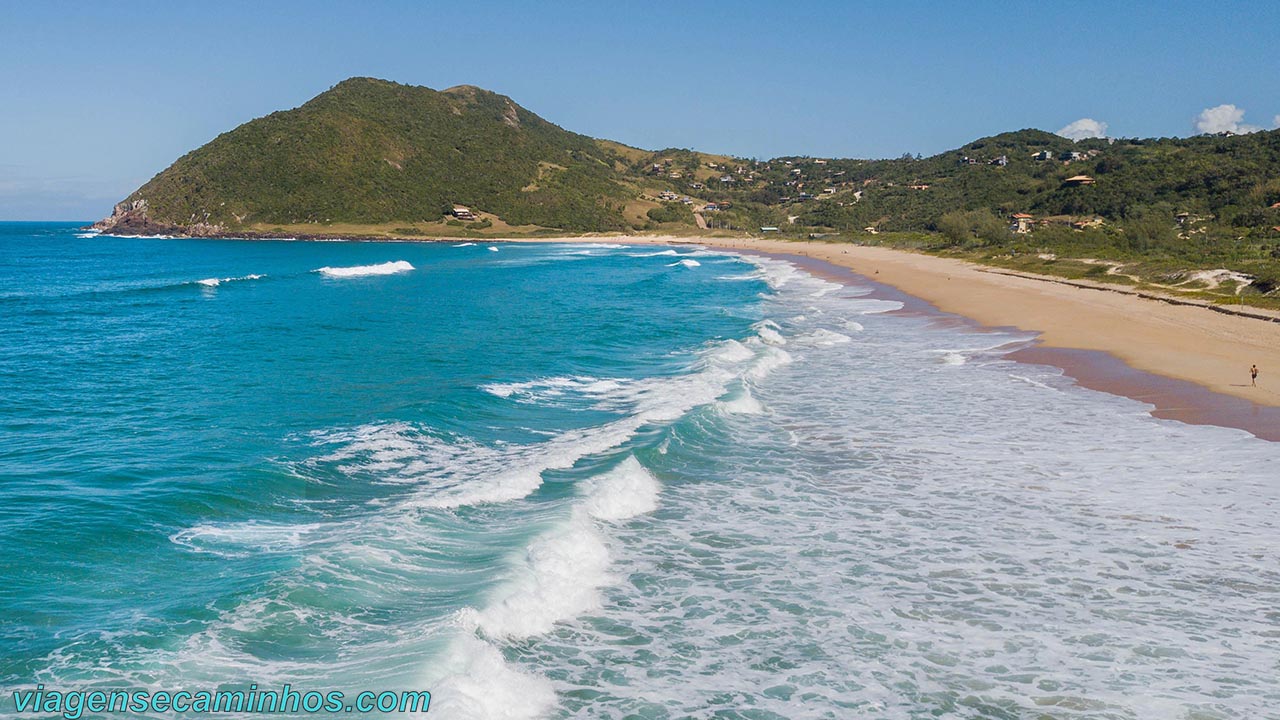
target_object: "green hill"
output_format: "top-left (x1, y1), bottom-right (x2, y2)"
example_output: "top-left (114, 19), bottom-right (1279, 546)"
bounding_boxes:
top-left (95, 77), bottom-right (1280, 255)
top-left (96, 78), bottom-right (636, 234)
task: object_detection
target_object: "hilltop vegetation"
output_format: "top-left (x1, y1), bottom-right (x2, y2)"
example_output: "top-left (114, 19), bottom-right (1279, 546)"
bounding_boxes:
top-left (106, 78), bottom-right (636, 233)
top-left (644, 128), bottom-right (1280, 241)
top-left (98, 78), bottom-right (1280, 294)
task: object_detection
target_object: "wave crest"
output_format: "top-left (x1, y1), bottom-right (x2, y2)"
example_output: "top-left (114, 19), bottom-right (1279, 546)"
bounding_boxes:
top-left (315, 261), bottom-right (414, 278)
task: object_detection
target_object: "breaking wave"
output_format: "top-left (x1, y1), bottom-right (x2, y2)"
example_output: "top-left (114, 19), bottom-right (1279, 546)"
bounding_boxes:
top-left (315, 261), bottom-right (414, 278)
top-left (196, 273), bottom-right (265, 288)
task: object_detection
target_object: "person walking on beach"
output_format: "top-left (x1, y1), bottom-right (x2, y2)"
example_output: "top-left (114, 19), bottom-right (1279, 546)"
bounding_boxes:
top-left (1251, 364), bottom-right (1258, 387)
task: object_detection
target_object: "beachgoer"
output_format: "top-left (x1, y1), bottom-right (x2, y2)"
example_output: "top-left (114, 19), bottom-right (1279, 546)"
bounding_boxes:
top-left (1251, 364), bottom-right (1258, 387)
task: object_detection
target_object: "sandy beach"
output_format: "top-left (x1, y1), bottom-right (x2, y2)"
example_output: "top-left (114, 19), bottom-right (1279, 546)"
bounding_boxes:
top-left (512, 234), bottom-right (1280, 439)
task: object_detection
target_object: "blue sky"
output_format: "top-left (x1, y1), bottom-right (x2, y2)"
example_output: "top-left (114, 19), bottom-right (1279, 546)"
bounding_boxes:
top-left (2, 0), bottom-right (1278, 220)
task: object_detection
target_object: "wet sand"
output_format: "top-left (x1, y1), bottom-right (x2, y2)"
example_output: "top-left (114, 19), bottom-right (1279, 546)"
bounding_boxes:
top-left (774, 251), bottom-right (1280, 442)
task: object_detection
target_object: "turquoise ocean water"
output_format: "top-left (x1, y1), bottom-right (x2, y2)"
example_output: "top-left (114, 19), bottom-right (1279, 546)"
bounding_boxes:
top-left (1, 222), bottom-right (1277, 719)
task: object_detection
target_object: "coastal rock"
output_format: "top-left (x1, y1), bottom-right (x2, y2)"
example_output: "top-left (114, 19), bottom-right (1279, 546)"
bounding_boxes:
top-left (91, 198), bottom-right (225, 237)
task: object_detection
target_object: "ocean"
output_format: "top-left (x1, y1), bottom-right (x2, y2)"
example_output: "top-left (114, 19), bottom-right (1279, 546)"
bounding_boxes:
top-left (1, 222), bottom-right (1277, 719)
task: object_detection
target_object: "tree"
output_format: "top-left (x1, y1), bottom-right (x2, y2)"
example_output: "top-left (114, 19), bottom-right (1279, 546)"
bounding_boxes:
top-left (937, 209), bottom-right (1008, 246)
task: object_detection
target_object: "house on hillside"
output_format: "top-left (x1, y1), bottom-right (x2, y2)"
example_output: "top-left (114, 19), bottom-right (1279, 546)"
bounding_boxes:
top-left (1032, 150), bottom-right (1054, 161)
top-left (1010, 213), bottom-right (1035, 234)
top-left (452, 206), bottom-right (476, 221)
top-left (1063, 175), bottom-right (1095, 187)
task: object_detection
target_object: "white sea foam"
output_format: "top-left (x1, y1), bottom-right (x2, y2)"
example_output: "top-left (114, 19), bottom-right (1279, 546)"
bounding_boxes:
top-left (931, 339), bottom-right (1032, 366)
top-left (429, 635), bottom-right (557, 720)
top-left (748, 256), bottom-right (800, 289)
top-left (195, 273), bottom-right (264, 288)
top-left (487, 246), bottom-right (499, 252)
top-left (453, 242), bottom-right (476, 247)
top-left (581, 456), bottom-right (660, 522)
top-left (312, 406), bottom-right (650, 511)
top-left (795, 328), bottom-right (852, 346)
top-left (170, 521), bottom-right (327, 557)
top-left (309, 423), bottom-right (576, 508)
top-left (667, 259), bottom-right (701, 268)
top-left (469, 516), bottom-right (611, 639)
top-left (315, 261), bottom-right (414, 278)
top-left (553, 242), bottom-right (625, 250)
top-left (426, 458), bottom-right (662, 720)
top-left (1009, 372), bottom-right (1059, 390)
top-left (743, 344), bottom-right (793, 381)
top-left (311, 315), bottom-right (785, 511)
top-left (717, 386), bottom-right (767, 415)
top-left (469, 457), bottom-right (659, 642)
top-left (481, 376), bottom-right (630, 408)
top-left (753, 320), bottom-right (787, 346)
top-left (710, 339), bottom-right (755, 364)
top-left (848, 297), bottom-right (905, 314)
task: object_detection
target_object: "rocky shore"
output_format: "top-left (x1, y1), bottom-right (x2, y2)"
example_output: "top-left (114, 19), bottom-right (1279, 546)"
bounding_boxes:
top-left (92, 199), bottom-right (226, 238)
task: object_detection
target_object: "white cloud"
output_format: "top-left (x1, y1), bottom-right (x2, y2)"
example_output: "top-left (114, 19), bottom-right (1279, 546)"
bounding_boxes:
top-left (1274, 114), bottom-right (1280, 129)
top-left (1056, 118), bottom-right (1108, 141)
top-left (1193, 104), bottom-right (1264, 134)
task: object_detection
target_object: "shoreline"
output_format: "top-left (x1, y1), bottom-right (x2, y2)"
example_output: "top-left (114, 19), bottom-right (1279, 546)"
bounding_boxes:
top-left (89, 229), bottom-right (1280, 440)
top-left (508, 233), bottom-right (1280, 441)
top-left (769, 250), bottom-right (1280, 442)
